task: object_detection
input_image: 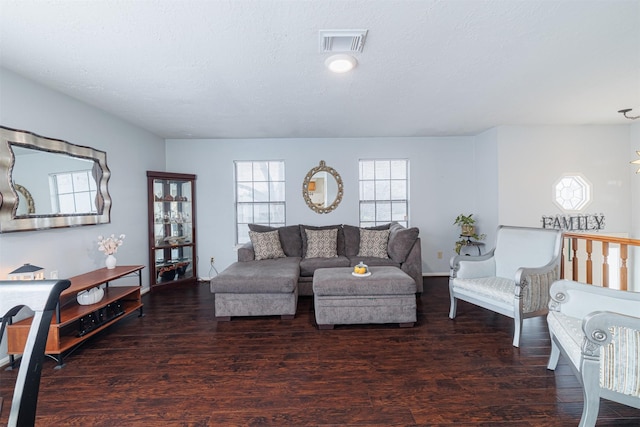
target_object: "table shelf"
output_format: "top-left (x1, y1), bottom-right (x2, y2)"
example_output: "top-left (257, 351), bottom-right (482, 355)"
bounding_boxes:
top-left (6, 265), bottom-right (144, 366)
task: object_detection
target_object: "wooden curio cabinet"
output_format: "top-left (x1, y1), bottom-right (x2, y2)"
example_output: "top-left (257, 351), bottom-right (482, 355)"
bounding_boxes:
top-left (147, 171), bottom-right (197, 289)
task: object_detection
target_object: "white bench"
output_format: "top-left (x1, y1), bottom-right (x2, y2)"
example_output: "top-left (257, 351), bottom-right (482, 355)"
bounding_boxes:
top-left (547, 280), bottom-right (640, 427)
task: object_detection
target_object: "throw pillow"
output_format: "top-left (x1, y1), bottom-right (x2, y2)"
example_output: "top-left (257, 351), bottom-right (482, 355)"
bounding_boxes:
top-left (248, 230), bottom-right (286, 261)
top-left (343, 223), bottom-right (392, 257)
top-left (300, 225), bottom-right (345, 257)
top-left (357, 228), bottom-right (390, 258)
top-left (387, 222), bottom-right (420, 263)
top-left (304, 228), bottom-right (338, 258)
top-left (248, 224), bottom-right (302, 257)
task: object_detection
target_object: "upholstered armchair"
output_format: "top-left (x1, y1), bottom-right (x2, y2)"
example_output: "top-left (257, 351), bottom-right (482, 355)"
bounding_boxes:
top-left (449, 225), bottom-right (563, 347)
top-left (547, 280), bottom-right (640, 427)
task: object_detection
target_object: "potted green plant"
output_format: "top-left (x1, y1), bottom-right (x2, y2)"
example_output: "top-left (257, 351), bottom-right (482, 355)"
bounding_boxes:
top-left (454, 214), bottom-right (486, 254)
top-left (454, 214), bottom-right (476, 236)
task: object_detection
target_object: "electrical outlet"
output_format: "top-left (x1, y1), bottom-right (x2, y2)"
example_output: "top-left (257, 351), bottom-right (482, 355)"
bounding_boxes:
top-left (437, 251), bottom-right (443, 260)
top-left (50, 270), bottom-right (59, 279)
top-left (210, 256), bottom-right (215, 265)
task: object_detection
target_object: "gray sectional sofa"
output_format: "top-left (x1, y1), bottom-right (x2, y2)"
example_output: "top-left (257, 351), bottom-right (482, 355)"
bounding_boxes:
top-left (209, 222), bottom-right (422, 320)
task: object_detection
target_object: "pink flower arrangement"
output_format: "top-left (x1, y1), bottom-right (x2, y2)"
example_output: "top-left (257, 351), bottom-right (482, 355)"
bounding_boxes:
top-left (97, 234), bottom-right (126, 255)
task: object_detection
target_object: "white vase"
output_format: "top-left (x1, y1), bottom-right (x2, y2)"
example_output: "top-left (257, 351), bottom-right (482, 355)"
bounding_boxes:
top-left (105, 254), bottom-right (117, 269)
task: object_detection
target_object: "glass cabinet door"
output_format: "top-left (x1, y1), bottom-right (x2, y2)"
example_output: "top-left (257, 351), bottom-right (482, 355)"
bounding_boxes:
top-left (147, 171), bottom-right (197, 288)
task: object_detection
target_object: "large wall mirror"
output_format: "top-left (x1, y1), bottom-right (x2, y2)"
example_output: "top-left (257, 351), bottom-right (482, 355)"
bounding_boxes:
top-left (302, 160), bottom-right (344, 214)
top-left (0, 126), bottom-right (111, 232)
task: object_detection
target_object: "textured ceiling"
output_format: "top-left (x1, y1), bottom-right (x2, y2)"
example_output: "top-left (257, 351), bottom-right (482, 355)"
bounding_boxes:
top-left (1, 0), bottom-right (639, 139)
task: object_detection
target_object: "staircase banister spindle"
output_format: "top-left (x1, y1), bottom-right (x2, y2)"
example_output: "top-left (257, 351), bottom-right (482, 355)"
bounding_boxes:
top-left (620, 244), bottom-right (628, 291)
top-left (586, 239), bottom-right (593, 284)
top-left (561, 233), bottom-right (638, 290)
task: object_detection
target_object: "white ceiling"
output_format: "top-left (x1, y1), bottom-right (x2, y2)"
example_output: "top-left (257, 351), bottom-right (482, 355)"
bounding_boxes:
top-left (1, 0), bottom-right (639, 139)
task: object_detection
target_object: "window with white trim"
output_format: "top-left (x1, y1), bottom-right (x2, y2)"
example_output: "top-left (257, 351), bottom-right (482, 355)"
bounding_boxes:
top-left (235, 160), bottom-right (285, 244)
top-left (49, 169), bottom-right (97, 214)
top-left (359, 159), bottom-right (409, 227)
top-left (553, 174), bottom-right (591, 211)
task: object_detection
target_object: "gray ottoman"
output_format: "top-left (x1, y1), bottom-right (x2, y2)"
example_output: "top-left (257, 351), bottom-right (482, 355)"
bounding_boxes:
top-left (210, 257), bottom-right (299, 320)
top-left (313, 266), bottom-right (417, 329)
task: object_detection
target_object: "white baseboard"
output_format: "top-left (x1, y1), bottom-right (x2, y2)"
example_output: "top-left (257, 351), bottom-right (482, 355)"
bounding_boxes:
top-left (423, 272), bottom-right (449, 277)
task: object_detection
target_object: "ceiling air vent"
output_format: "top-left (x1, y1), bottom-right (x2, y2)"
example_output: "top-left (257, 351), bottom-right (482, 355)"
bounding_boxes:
top-left (319, 29), bottom-right (368, 53)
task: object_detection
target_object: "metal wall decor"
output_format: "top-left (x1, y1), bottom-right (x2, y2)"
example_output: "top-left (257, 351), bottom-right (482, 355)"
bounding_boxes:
top-left (302, 160), bottom-right (344, 214)
top-left (0, 126), bottom-right (111, 232)
top-left (541, 213), bottom-right (605, 231)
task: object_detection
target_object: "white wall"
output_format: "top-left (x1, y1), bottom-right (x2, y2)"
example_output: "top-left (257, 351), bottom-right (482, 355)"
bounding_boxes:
top-left (1, 67), bottom-right (637, 367)
top-left (3, 69), bottom-right (631, 285)
top-left (496, 125), bottom-right (631, 232)
top-left (474, 127), bottom-right (500, 246)
top-left (630, 123), bottom-right (640, 288)
top-left (0, 68), bottom-right (166, 282)
top-left (169, 125), bottom-right (637, 289)
top-left (0, 68), bottom-right (165, 361)
top-left (165, 137), bottom-right (478, 278)
top-left (495, 125), bottom-right (636, 291)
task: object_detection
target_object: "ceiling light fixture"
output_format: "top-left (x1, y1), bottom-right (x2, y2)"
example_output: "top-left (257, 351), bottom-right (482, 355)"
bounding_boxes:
top-left (325, 54), bottom-right (357, 73)
top-left (631, 151), bottom-right (640, 174)
top-left (618, 108), bottom-right (640, 120)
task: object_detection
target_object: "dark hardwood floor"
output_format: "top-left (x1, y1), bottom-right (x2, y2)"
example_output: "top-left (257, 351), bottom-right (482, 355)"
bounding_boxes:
top-left (1, 277), bottom-right (639, 426)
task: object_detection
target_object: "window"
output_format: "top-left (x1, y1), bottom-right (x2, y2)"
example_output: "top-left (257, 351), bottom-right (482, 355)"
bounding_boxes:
top-left (235, 161), bottom-right (285, 244)
top-left (553, 174), bottom-right (591, 211)
top-left (49, 169), bottom-right (97, 214)
top-left (359, 159), bottom-right (409, 227)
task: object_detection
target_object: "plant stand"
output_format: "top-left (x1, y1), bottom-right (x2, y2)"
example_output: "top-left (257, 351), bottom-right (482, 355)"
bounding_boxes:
top-left (459, 236), bottom-right (485, 256)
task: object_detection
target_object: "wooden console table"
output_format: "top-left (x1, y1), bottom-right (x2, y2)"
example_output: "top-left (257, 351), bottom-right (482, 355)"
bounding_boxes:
top-left (6, 265), bottom-right (144, 367)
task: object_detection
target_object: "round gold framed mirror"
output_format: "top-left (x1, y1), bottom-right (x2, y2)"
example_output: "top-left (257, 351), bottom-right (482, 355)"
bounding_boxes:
top-left (302, 160), bottom-right (344, 214)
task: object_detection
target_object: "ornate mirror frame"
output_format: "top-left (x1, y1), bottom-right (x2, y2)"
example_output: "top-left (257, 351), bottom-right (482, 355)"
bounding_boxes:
top-left (302, 160), bottom-right (344, 214)
top-left (0, 126), bottom-right (112, 233)
top-left (14, 184), bottom-right (35, 215)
